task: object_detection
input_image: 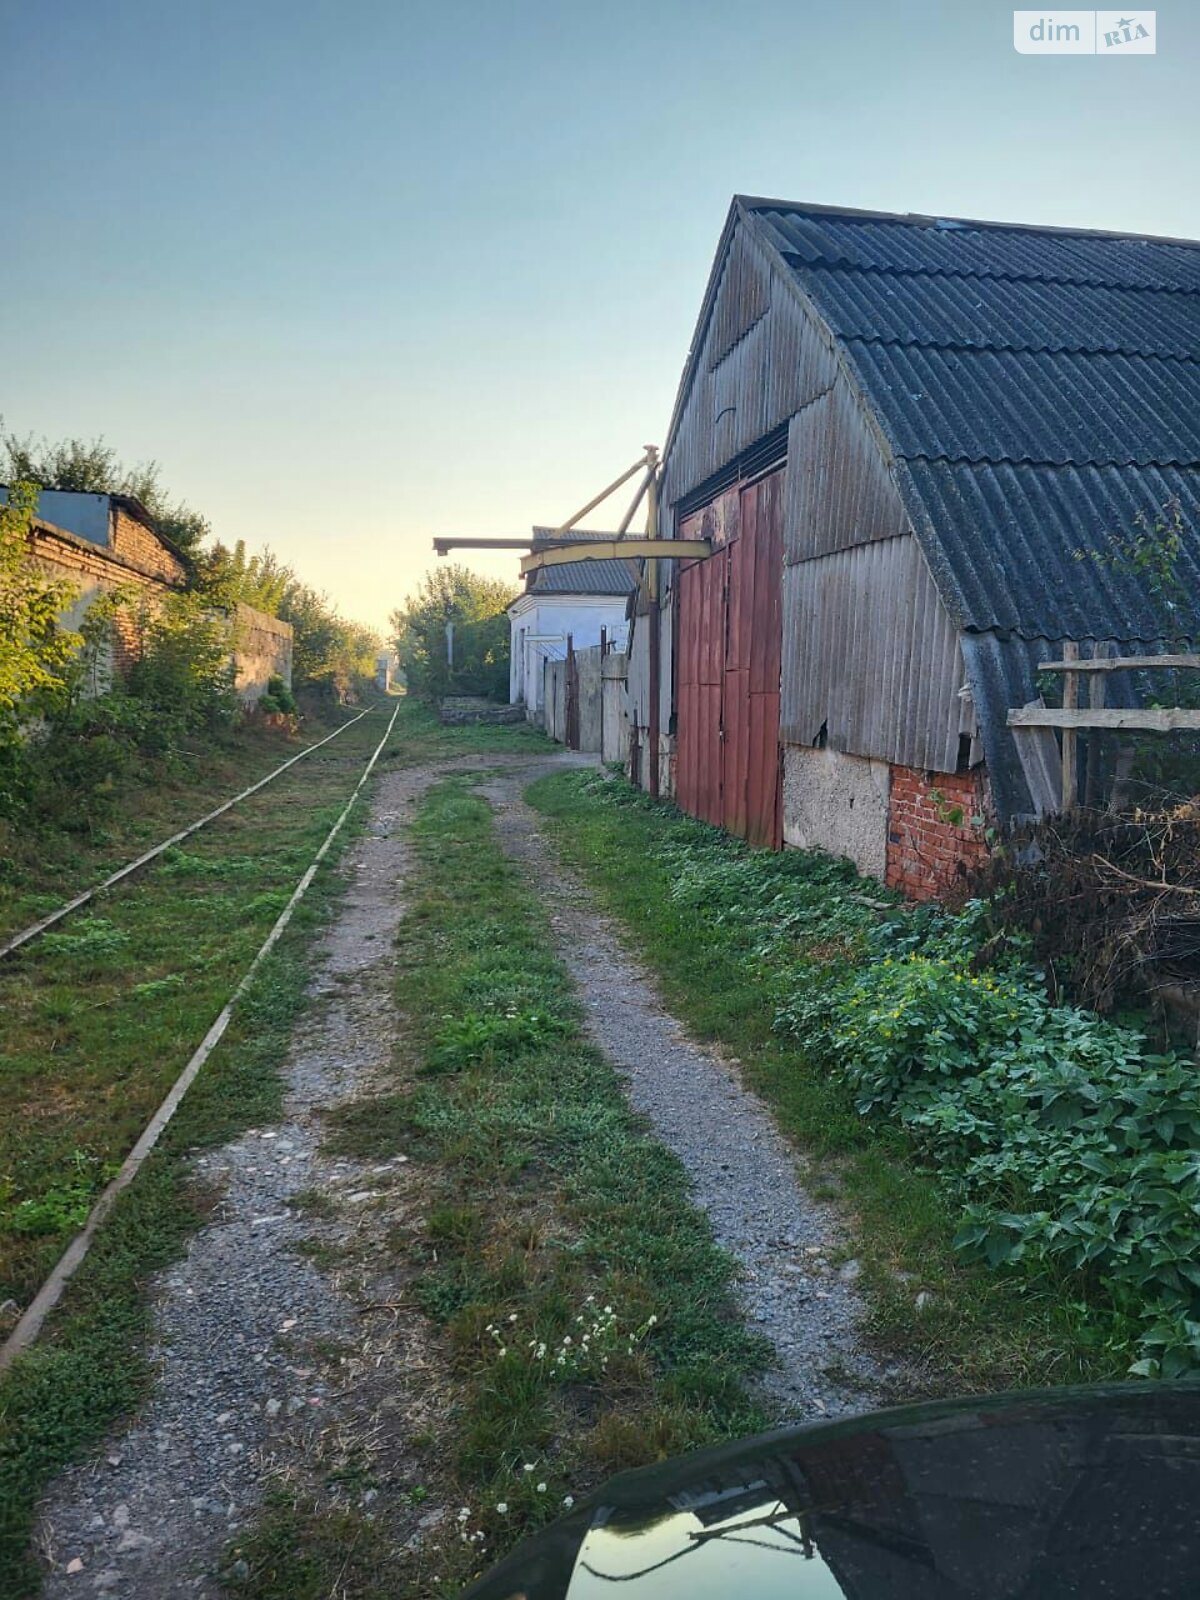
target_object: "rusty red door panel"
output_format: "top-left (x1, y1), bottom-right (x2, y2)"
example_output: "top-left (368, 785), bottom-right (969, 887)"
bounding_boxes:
top-left (675, 468), bottom-right (783, 846)
top-left (676, 534), bottom-right (725, 828)
top-left (744, 471), bottom-right (783, 848)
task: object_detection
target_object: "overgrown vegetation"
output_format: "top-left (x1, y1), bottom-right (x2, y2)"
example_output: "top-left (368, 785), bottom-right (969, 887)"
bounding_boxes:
top-left (2, 425), bottom-right (210, 557)
top-left (530, 770), bottom-right (1187, 1393)
top-left (228, 777), bottom-right (766, 1598)
top-left (198, 539), bottom-right (380, 702)
top-left (390, 564), bottom-right (516, 701)
top-left (0, 540), bottom-right (243, 827)
top-left (0, 716), bottom-right (388, 1596)
top-left (1, 425), bottom-right (381, 836)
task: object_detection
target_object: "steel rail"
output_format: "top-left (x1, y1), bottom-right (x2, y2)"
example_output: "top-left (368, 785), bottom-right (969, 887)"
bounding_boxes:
top-left (0, 706), bottom-right (376, 962)
top-left (0, 701), bottom-right (401, 1374)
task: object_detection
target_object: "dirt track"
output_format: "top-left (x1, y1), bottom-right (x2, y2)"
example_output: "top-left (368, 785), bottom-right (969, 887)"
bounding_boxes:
top-left (35, 752), bottom-right (885, 1595)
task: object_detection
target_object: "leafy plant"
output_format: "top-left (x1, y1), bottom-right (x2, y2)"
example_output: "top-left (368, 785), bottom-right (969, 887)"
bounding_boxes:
top-left (6, 1150), bottom-right (111, 1237)
top-left (0, 483), bottom-right (81, 741)
top-left (428, 1007), bottom-right (569, 1074)
top-left (778, 907), bottom-right (1200, 1374)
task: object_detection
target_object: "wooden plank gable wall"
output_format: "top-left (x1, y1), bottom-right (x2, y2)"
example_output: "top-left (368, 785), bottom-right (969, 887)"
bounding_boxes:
top-left (635, 214), bottom-right (984, 895)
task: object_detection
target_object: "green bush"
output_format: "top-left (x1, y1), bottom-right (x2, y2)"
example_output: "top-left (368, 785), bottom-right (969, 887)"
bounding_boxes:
top-left (125, 592), bottom-right (236, 744)
top-left (777, 906), bottom-right (1200, 1377)
top-left (265, 674), bottom-right (296, 714)
top-left (564, 776), bottom-right (1200, 1378)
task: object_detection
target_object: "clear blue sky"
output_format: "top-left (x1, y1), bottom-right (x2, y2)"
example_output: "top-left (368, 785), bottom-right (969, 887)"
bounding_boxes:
top-left (3, 1), bottom-right (1196, 633)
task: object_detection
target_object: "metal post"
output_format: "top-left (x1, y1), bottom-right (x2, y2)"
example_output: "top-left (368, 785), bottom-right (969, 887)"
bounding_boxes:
top-left (645, 447), bottom-right (661, 798)
top-left (566, 633), bottom-right (579, 751)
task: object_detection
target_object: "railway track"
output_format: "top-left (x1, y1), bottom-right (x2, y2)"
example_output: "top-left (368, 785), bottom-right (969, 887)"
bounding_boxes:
top-left (0, 703), bottom-right (401, 1372)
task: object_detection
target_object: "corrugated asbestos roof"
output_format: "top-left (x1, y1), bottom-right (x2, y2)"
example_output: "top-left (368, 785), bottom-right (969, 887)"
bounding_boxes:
top-left (743, 200), bottom-right (1200, 644)
top-left (528, 558), bottom-right (639, 595)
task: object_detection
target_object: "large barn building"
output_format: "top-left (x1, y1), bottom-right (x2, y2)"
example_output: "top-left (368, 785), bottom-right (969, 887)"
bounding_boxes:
top-left (626, 198), bottom-right (1200, 896)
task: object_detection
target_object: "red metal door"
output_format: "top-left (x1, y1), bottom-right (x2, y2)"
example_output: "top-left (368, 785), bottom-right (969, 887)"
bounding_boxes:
top-left (675, 471), bottom-right (783, 847)
top-left (741, 471), bottom-right (783, 848)
top-left (675, 508), bottom-right (725, 826)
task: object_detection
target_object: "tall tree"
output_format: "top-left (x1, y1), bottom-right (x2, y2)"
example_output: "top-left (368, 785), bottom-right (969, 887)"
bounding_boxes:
top-left (390, 565), bottom-right (517, 699)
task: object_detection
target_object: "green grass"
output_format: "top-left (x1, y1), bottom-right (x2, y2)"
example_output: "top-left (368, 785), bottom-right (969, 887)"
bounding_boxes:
top-left (0, 701), bottom-right (551, 1595)
top-left (0, 853), bottom-right (358, 1597)
top-left (526, 769), bottom-right (1125, 1397)
top-left (0, 710), bottom-right (394, 1307)
top-left (227, 774), bottom-right (768, 1599)
top-left (0, 707), bottom-right (361, 946)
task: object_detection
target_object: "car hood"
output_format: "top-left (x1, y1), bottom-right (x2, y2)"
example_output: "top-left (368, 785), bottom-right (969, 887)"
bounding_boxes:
top-left (462, 1382), bottom-right (1200, 1599)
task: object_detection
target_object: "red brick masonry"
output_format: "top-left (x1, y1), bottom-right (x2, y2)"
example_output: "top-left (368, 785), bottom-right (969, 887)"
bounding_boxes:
top-left (886, 764), bottom-right (990, 900)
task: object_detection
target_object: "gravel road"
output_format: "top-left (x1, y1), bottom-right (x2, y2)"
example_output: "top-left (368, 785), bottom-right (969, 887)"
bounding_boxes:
top-left (477, 763), bottom-right (891, 1421)
top-left (32, 748), bottom-right (889, 1595)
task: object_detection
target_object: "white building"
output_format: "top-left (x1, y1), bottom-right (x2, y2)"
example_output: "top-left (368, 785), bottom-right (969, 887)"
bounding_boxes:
top-left (508, 529), bottom-right (637, 720)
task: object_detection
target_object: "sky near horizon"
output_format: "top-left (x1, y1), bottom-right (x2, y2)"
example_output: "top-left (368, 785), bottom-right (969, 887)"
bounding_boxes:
top-left (3, 1), bottom-right (1197, 634)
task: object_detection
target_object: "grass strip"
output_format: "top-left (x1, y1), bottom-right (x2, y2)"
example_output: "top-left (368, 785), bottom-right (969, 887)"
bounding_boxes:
top-left (227, 775), bottom-right (768, 1599)
top-left (0, 710), bottom-right (362, 945)
top-left (0, 704), bottom-right (549, 1595)
top-left (526, 770), bottom-right (1126, 1396)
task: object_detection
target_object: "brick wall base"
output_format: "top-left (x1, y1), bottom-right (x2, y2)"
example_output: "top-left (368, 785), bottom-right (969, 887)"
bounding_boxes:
top-left (886, 765), bottom-right (990, 900)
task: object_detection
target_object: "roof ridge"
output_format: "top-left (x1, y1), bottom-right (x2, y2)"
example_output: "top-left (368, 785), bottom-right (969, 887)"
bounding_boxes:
top-left (739, 195), bottom-right (1200, 250)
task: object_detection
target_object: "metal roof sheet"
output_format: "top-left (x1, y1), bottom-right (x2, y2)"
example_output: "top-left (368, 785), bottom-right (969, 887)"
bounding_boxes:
top-left (741, 199), bottom-right (1200, 645)
top-left (752, 207), bottom-right (1200, 291)
top-left (843, 340), bottom-right (1200, 468)
top-left (899, 459), bottom-right (1200, 643)
top-left (528, 558), bottom-right (639, 595)
top-left (798, 268), bottom-right (1199, 360)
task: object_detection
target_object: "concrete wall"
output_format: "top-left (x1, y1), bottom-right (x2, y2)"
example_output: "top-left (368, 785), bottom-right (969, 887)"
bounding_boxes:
top-left (233, 602), bottom-right (294, 706)
top-left (576, 646), bottom-right (602, 753)
top-left (540, 645), bottom-right (624, 758)
top-left (601, 652), bottom-right (629, 765)
top-left (544, 658), bottom-right (567, 742)
top-left (783, 746), bottom-right (891, 879)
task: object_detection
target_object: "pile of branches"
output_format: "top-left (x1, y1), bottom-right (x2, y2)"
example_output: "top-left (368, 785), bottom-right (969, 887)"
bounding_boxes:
top-left (973, 800), bottom-right (1200, 1018)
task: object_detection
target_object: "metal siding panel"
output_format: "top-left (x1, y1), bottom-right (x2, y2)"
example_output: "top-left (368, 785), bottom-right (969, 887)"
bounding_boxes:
top-left (747, 692), bottom-right (781, 848)
top-left (780, 534), bottom-right (963, 769)
top-left (708, 228), bottom-right (771, 369)
top-left (784, 379), bottom-right (908, 564)
top-left (697, 683), bottom-right (723, 824)
top-left (663, 225), bottom-right (840, 515)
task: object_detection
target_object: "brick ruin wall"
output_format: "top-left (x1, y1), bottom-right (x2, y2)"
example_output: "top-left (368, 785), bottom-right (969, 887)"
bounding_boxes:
top-left (885, 764), bottom-right (991, 901)
top-left (31, 521), bottom-right (292, 703)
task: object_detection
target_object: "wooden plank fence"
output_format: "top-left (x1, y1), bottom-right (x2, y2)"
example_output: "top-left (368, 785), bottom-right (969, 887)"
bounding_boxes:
top-left (1008, 647), bottom-right (1200, 814)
